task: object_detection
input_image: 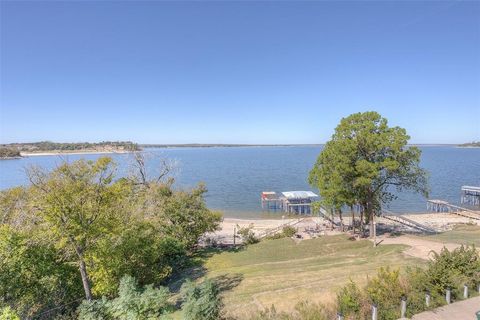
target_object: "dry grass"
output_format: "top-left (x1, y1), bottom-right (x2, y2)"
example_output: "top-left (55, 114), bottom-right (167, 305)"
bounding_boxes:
top-left (199, 235), bottom-right (423, 318)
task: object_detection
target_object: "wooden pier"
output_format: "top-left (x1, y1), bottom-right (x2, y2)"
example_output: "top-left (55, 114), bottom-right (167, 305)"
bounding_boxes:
top-left (382, 210), bottom-right (437, 234)
top-left (427, 199), bottom-right (480, 221)
top-left (461, 186), bottom-right (480, 206)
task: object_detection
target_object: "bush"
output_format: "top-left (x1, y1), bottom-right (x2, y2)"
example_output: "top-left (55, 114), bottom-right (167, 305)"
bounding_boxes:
top-left (267, 226), bottom-right (298, 240)
top-left (236, 224), bottom-right (259, 245)
top-left (78, 275), bottom-right (173, 320)
top-left (336, 280), bottom-right (363, 318)
top-left (249, 302), bottom-right (332, 320)
top-left (333, 245), bottom-right (480, 319)
top-left (181, 279), bottom-right (222, 320)
top-left (365, 267), bottom-right (407, 320)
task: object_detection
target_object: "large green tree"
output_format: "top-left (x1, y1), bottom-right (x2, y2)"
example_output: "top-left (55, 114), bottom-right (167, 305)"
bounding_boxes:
top-left (27, 157), bottom-right (128, 300)
top-left (1, 154), bottom-right (222, 317)
top-left (309, 111), bottom-right (428, 240)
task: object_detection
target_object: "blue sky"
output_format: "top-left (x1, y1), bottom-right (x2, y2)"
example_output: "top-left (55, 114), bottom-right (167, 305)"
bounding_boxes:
top-left (1, 1), bottom-right (479, 144)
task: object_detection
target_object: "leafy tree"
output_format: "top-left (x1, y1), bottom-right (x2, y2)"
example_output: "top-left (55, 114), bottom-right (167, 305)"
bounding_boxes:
top-left (26, 157), bottom-right (130, 300)
top-left (88, 222), bottom-right (186, 296)
top-left (144, 183), bottom-right (222, 250)
top-left (181, 279), bottom-right (222, 320)
top-left (0, 225), bottom-right (82, 319)
top-left (309, 112), bottom-right (428, 239)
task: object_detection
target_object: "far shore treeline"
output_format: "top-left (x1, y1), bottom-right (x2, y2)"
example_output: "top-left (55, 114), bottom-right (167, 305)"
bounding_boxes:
top-left (0, 141), bottom-right (140, 158)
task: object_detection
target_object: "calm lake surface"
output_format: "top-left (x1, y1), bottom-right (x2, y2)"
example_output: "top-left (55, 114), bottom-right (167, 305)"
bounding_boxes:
top-left (1, 146), bottom-right (479, 218)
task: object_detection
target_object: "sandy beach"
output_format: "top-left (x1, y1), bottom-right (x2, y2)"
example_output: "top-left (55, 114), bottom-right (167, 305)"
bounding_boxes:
top-left (207, 212), bottom-right (480, 246)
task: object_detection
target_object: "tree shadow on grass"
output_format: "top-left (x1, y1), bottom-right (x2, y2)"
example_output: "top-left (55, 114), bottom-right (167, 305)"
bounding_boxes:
top-left (167, 246), bottom-right (245, 294)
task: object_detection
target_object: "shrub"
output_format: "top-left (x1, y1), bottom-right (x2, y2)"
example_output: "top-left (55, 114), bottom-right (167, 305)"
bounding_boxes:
top-left (421, 245), bottom-right (480, 302)
top-left (336, 280), bottom-right (363, 318)
top-left (249, 302), bottom-right (332, 320)
top-left (78, 275), bottom-right (173, 320)
top-left (237, 224), bottom-right (259, 245)
top-left (266, 226), bottom-right (297, 240)
top-left (181, 279), bottom-right (222, 320)
top-left (365, 267), bottom-right (407, 320)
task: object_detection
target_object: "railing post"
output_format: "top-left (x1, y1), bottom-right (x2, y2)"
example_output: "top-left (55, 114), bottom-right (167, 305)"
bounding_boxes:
top-left (446, 287), bottom-right (451, 304)
top-left (425, 291), bottom-right (431, 307)
top-left (400, 295), bottom-right (407, 318)
top-left (336, 312), bottom-right (344, 320)
top-left (463, 284), bottom-right (468, 299)
top-left (371, 303), bottom-right (378, 320)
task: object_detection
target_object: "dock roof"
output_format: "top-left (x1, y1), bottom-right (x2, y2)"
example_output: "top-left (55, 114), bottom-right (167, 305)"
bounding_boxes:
top-left (281, 191), bottom-right (318, 199)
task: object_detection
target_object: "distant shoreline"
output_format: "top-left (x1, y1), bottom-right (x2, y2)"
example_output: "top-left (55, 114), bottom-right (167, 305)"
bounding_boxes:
top-left (20, 150), bottom-right (133, 157)
top-left (140, 143), bottom-right (459, 148)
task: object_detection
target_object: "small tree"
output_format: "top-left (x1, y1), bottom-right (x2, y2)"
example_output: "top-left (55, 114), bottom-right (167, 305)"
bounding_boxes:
top-left (181, 279), bottom-right (222, 320)
top-left (78, 275), bottom-right (173, 320)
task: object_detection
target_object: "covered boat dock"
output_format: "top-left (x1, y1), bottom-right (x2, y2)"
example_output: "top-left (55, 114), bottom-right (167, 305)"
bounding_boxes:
top-left (261, 190), bottom-right (318, 214)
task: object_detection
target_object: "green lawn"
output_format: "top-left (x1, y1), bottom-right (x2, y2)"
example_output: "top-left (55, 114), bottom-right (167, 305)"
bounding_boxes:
top-left (421, 224), bottom-right (480, 247)
top-left (192, 235), bottom-right (422, 318)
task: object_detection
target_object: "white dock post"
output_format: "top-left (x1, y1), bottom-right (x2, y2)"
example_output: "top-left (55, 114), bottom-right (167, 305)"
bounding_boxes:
top-left (425, 291), bottom-right (430, 307)
top-left (371, 303), bottom-right (378, 320)
top-left (400, 296), bottom-right (407, 318)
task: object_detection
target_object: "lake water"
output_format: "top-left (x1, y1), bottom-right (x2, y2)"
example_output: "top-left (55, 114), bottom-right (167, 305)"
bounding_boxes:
top-left (0, 146), bottom-right (479, 218)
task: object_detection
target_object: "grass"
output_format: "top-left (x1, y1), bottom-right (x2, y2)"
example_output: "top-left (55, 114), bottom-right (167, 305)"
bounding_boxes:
top-left (194, 235), bottom-right (423, 318)
top-left (421, 224), bottom-right (480, 246)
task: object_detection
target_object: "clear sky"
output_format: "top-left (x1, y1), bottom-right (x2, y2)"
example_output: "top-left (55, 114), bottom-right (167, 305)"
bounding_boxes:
top-left (1, 1), bottom-right (479, 144)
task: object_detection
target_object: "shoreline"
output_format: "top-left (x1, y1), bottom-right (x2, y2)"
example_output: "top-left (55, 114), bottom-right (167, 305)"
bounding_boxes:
top-left (19, 150), bottom-right (133, 157)
top-left (213, 212), bottom-right (480, 241)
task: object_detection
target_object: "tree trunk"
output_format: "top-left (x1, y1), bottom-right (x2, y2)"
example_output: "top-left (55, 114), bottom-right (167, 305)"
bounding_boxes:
top-left (350, 205), bottom-right (355, 235)
top-left (72, 242), bottom-right (92, 301)
top-left (79, 259), bottom-right (93, 301)
top-left (339, 210), bottom-right (344, 232)
top-left (360, 209), bottom-right (364, 237)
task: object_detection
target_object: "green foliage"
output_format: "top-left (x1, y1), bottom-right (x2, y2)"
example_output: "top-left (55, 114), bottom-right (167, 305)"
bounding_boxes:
top-left (150, 183), bottom-right (222, 250)
top-left (336, 280), bottom-right (362, 318)
top-left (419, 245), bottom-right (480, 301)
top-left (309, 111), bottom-right (428, 223)
top-left (1, 156), bottom-right (222, 317)
top-left (181, 279), bottom-right (222, 320)
top-left (78, 275), bottom-right (173, 320)
top-left (0, 225), bottom-right (82, 319)
top-left (0, 307), bottom-right (20, 320)
top-left (365, 267), bottom-right (407, 320)
top-left (89, 223), bottom-right (186, 296)
top-left (236, 224), bottom-right (259, 245)
top-left (266, 225), bottom-right (297, 240)
top-left (334, 245), bottom-right (480, 319)
top-left (250, 302), bottom-right (332, 320)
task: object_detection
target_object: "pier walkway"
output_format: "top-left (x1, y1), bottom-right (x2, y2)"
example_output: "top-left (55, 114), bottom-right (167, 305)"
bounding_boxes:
top-left (410, 296), bottom-right (480, 320)
top-left (382, 210), bottom-right (437, 234)
top-left (427, 200), bottom-right (480, 221)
